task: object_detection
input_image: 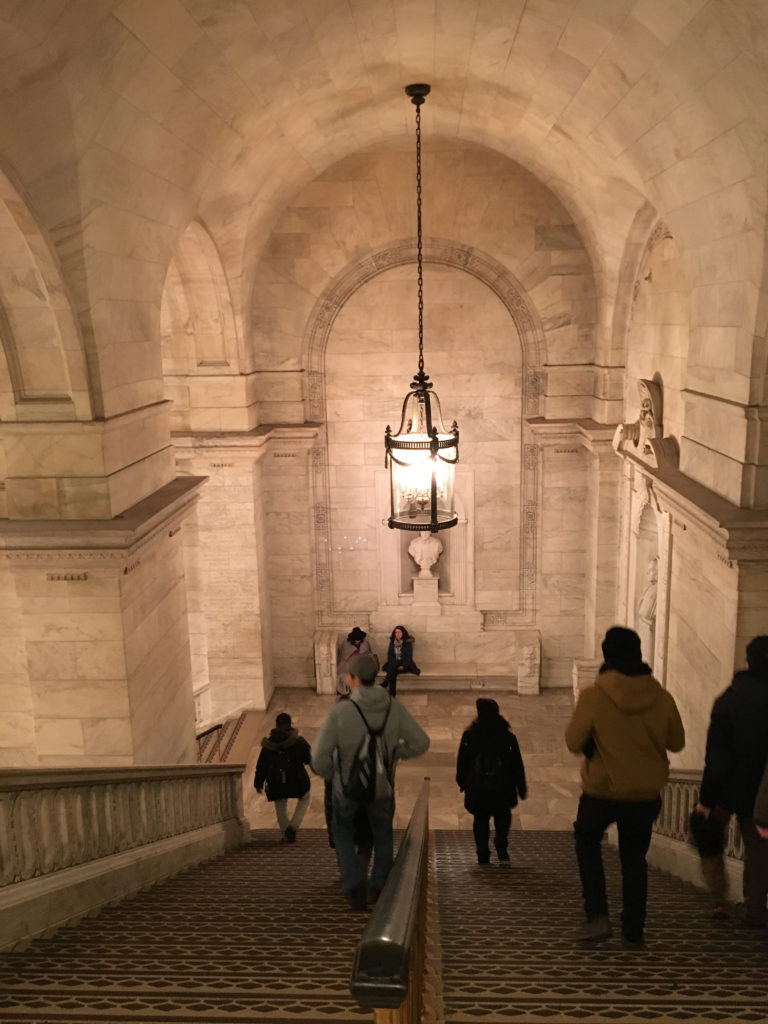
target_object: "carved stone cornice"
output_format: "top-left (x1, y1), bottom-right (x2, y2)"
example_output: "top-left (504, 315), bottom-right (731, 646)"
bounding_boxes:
top-left (526, 418), bottom-right (617, 452)
top-left (0, 476), bottom-right (205, 564)
top-left (632, 462), bottom-right (768, 563)
top-left (172, 424), bottom-right (320, 453)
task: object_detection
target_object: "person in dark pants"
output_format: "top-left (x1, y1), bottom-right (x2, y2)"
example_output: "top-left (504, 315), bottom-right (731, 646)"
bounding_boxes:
top-left (254, 712), bottom-right (312, 843)
top-left (311, 654), bottom-right (429, 911)
top-left (694, 635), bottom-right (768, 928)
top-left (456, 698), bottom-right (527, 865)
top-left (565, 626), bottom-right (685, 948)
top-left (381, 624), bottom-right (420, 697)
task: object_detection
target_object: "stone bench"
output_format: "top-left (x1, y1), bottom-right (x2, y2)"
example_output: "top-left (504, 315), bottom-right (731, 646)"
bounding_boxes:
top-left (313, 628), bottom-right (541, 694)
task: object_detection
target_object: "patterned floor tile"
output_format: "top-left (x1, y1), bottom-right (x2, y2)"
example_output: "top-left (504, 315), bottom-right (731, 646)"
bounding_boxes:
top-left (0, 832), bottom-right (370, 1023)
top-left (434, 830), bottom-right (768, 1023)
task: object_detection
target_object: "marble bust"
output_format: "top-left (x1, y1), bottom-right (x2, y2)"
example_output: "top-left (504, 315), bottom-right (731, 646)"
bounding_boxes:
top-left (408, 530), bottom-right (444, 578)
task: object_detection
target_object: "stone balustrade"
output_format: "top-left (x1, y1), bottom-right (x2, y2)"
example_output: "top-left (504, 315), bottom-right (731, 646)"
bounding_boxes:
top-left (0, 765), bottom-right (249, 950)
top-left (639, 769), bottom-right (744, 900)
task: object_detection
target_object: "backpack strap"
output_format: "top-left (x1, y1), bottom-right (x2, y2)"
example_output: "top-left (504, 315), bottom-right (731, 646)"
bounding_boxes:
top-left (348, 696), bottom-right (392, 734)
top-left (348, 698), bottom-right (394, 777)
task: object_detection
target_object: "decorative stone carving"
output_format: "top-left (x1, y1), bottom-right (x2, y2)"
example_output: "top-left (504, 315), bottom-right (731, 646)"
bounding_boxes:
top-left (408, 530), bottom-right (443, 579)
top-left (572, 658), bottom-right (602, 699)
top-left (312, 628), bottom-right (339, 694)
top-left (613, 379), bottom-right (679, 468)
top-left (516, 630), bottom-right (541, 695)
top-left (636, 555), bottom-right (658, 667)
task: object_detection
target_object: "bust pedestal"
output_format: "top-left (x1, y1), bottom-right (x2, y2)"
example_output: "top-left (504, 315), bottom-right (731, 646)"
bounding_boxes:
top-left (412, 577), bottom-right (440, 608)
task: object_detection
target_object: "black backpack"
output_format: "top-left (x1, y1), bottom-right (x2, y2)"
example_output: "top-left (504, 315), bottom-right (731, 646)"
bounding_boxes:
top-left (266, 746), bottom-right (303, 797)
top-left (469, 748), bottom-right (506, 795)
top-left (343, 700), bottom-right (393, 803)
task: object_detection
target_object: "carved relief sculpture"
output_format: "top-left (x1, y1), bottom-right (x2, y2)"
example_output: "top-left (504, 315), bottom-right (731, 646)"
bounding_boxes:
top-left (612, 379), bottom-right (679, 469)
top-left (636, 555), bottom-right (658, 668)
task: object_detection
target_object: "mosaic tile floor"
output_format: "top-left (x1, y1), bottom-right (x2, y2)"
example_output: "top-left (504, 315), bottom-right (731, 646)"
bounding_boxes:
top-left (434, 829), bottom-right (768, 1023)
top-left (0, 831), bottom-right (370, 1023)
top-left (2, 828), bottom-right (766, 1024)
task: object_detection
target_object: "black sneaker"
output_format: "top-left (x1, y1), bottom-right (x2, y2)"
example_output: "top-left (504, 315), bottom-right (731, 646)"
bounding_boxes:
top-left (498, 851), bottom-right (510, 866)
top-left (346, 885), bottom-right (367, 912)
top-left (578, 916), bottom-right (612, 942)
top-left (282, 826), bottom-right (296, 844)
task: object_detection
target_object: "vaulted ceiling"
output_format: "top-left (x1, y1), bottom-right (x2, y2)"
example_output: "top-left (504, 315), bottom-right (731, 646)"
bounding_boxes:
top-left (1, 0), bottom-right (767, 418)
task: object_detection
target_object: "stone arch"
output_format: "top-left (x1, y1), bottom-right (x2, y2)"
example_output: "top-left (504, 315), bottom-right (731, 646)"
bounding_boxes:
top-left (0, 174), bottom-right (89, 422)
top-left (304, 239), bottom-right (544, 625)
top-left (609, 201), bottom-right (659, 367)
top-left (161, 220), bottom-right (239, 377)
top-left (303, 238), bottom-right (545, 421)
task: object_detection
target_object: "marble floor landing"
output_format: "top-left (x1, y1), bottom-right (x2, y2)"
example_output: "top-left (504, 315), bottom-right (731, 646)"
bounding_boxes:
top-left (243, 687), bottom-right (582, 834)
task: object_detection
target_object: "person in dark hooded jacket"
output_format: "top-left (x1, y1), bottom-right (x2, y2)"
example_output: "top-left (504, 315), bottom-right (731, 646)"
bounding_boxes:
top-left (456, 698), bottom-right (527, 865)
top-left (254, 712), bottom-right (312, 843)
top-left (565, 626), bottom-right (685, 948)
top-left (695, 635), bottom-right (768, 928)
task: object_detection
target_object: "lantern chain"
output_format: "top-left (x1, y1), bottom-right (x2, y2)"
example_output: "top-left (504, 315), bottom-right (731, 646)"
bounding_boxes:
top-left (415, 97), bottom-right (424, 379)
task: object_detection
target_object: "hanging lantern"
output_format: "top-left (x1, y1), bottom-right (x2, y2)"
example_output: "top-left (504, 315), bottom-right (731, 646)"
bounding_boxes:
top-left (385, 84), bottom-right (459, 533)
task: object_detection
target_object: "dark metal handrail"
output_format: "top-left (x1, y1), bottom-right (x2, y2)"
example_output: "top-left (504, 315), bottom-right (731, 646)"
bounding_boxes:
top-left (350, 780), bottom-right (430, 1016)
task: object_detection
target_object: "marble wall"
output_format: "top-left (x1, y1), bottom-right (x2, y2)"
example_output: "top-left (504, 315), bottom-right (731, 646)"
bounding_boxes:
top-left (175, 440), bottom-right (271, 720)
top-left (0, 565), bottom-right (35, 767)
top-left (326, 264), bottom-right (522, 615)
top-left (259, 435), bottom-right (317, 690)
top-left (0, 483), bottom-right (201, 767)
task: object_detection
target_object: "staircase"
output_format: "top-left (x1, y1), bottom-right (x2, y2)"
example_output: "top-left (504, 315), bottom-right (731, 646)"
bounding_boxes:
top-left (1, 828), bottom-right (766, 1023)
top-left (434, 829), bottom-right (767, 1023)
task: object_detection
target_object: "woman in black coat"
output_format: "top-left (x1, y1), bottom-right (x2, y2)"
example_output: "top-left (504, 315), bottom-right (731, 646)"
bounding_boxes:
top-left (456, 698), bottom-right (527, 865)
top-left (381, 624), bottom-right (420, 697)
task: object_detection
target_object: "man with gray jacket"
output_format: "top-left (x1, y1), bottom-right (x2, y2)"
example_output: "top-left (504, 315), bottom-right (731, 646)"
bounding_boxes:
top-left (312, 653), bottom-right (429, 910)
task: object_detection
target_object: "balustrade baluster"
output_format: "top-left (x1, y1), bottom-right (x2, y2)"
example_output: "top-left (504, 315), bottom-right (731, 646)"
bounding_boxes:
top-left (0, 793), bottom-right (17, 885)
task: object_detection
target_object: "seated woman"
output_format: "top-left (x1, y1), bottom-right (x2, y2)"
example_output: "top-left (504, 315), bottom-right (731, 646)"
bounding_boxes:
top-left (382, 624), bottom-right (420, 697)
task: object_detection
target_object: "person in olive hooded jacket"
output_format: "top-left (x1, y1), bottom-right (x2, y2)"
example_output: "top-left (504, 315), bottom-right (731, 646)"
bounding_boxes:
top-left (565, 626), bottom-right (685, 948)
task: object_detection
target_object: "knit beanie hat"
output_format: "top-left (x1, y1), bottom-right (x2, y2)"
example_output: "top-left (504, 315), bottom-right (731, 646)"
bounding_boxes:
top-left (275, 712), bottom-right (291, 728)
top-left (601, 626), bottom-right (642, 666)
top-left (348, 653), bottom-right (379, 684)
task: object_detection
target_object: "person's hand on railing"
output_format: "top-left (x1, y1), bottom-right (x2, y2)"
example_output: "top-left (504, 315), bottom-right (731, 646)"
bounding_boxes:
top-left (694, 802), bottom-right (710, 819)
top-left (757, 824), bottom-right (768, 839)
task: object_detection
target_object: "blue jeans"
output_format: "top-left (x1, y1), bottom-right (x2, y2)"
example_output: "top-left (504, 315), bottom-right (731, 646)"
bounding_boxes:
top-left (332, 791), bottom-right (394, 896)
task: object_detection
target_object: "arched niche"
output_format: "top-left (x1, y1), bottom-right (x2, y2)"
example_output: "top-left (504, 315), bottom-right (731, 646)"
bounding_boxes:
top-left (0, 174), bottom-right (88, 422)
top-left (304, 240), bottom-right (544, 626)
top-left (304, 238), bottom-right (544, 420)
top-left (161, 221), bottom-right (239, 378)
